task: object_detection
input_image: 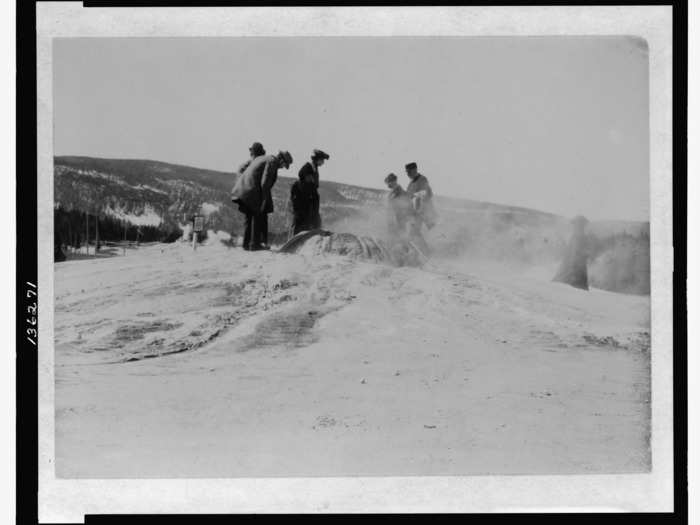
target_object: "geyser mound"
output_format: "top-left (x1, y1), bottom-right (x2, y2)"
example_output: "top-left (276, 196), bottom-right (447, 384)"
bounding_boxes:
top-left (278, 229), bottom-right (424, 267)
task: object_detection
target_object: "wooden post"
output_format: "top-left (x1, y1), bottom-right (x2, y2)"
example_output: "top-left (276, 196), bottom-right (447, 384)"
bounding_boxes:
top-left (192, 215), bottom-right (202, 251)
top-left (123, 219), bottom-right (127, 256)
top-left (85, 211), bottom-right (89, 256)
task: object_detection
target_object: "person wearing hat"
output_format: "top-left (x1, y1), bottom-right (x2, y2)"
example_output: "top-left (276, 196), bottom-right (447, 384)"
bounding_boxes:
top-left (296, 149), bottom-right (330, 229)
top-left (290, 165), bottom-right (321, 235)
top-left (383, 173), bottom-right (415, 239)
top-left (403, 162), bottom-right (437, 255)
top-left (231, 150), bottom-right (292, 251)
top-left (236, 142), bottom-right (267, 175)
top-left (405, 161), bottom-right (437, 227)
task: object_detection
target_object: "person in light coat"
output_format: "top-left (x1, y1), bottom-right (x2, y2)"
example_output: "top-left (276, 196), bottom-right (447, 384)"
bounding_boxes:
top-left (236, 141), bottom-right (266, 175)
top-left (234, 142), bottom-right (268, 244)
top-left (404, 162), bottom-right (437, 255)
top-left (404, 162), bottom-right (437, 229)
top-left (231, 150), bottom-right (292, 250)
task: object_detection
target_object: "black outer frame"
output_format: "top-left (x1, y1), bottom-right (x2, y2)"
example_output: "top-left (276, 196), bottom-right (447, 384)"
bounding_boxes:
top-left (15, 1), bottom-right (688, 524)
top-left (17, 0), bottom-right (38, 524)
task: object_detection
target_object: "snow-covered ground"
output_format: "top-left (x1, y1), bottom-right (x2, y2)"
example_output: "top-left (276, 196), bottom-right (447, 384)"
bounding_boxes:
top-left (54, 240), bottom-right (650, 478)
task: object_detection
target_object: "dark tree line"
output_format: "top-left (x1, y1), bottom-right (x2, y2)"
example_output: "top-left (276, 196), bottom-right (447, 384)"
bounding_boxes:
top-left (54, 207), bottom-right (183, 261)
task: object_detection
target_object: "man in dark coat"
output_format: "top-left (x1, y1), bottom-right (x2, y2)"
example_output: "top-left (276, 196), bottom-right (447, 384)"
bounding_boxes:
top-left (290, 167), bottom-right (320, 234)
top-left (231, 150), bottom-right (292, 250)
top-left (297, 149), bottom-right (330, 229)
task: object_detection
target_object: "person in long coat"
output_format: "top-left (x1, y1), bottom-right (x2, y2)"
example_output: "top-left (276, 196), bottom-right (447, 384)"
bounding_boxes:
top-left (404, 162), bottom-right (437, 230)
top-left (404, 162), bottom-right (437, 255)
top-left (297, 149), bottom-right (330, 229)
top-left (235, 142), bottom-right (269, 245)
top-left (231, 150), bottom-right (292, 250)
top-left (236, 141), bottom-right (266, 175)
top-left (290, 168), bottom-right (321, 234)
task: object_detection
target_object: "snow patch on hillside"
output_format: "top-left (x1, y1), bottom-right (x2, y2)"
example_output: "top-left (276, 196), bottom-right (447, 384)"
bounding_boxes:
top-left (335, 186), bottom-right (385, 202)
top-left (200, 202), bottom-right (221, 216)
top-left (104, 205), bottom-right (163, 226)
top-left (55, 165), bottom-right (131, 187)
top-left (135, 184), bottom-right (168, 195)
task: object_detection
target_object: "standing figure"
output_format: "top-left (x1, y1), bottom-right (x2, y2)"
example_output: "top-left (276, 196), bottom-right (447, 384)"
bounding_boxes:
top-left (237, 142), bottom-right (266, 175)
top-left (291, 167), bottom-right (321, 234)
top-left (231, 150), bottom-right (293, 251)
top-left (297, 149), bottom-right (330, 229)
top-left (405, 162), bottom-right (437, 228)
top-left (384, 173), bottom-right (415, 239)
top-left (404, 162), bottom-right (437, 254)
top-left (235, 142), bottom-right (267, 244)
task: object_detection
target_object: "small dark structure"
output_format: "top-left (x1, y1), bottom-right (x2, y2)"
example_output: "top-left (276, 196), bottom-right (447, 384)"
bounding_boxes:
top-left (553, 215), bottom-right (590, 290)
top-left (54, 241), bottom-right (67, 262)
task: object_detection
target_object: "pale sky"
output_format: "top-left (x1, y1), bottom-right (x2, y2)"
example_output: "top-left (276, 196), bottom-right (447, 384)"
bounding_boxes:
top-left (54, 36), bottom-right (649, 221)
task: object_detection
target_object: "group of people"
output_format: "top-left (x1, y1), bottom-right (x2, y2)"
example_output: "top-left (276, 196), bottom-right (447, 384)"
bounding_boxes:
top-left (231, 141), bottom-right (436, 253)
top-left (230, 142), bottom-right (330, 251)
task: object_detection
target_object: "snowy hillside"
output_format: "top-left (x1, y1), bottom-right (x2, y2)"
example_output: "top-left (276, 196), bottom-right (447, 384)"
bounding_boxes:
top-left (54, 155), bottom-right (567, 236)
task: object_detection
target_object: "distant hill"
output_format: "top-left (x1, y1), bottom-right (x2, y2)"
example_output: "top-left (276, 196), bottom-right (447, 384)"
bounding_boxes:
top-left (53, 156), bottom-right (650, 294)
top-left (54, 155), bottom-right (567, 236)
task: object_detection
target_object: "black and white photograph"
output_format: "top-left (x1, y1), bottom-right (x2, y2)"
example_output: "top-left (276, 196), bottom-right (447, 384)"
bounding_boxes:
top-left (53, 34), bottom-right (654, 478)
top-left (29, 3), bottom-right (683, 521)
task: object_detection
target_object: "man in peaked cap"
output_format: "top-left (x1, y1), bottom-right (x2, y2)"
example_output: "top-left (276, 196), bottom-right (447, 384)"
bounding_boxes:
top-left (231, 150), bottom-right (292, 251)
top-left (295, 149), bottom-right (330, 229)
top-left (404, 162), bottom-right (437, 254)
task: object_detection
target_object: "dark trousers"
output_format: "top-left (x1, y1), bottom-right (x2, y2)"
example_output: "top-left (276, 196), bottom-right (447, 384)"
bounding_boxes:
top-left (258, 213), bottom-right (268, 245)
top-left (242, 211), bottom-right (256, 249)
top-left (241, 208), bottom-right (270, 249)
